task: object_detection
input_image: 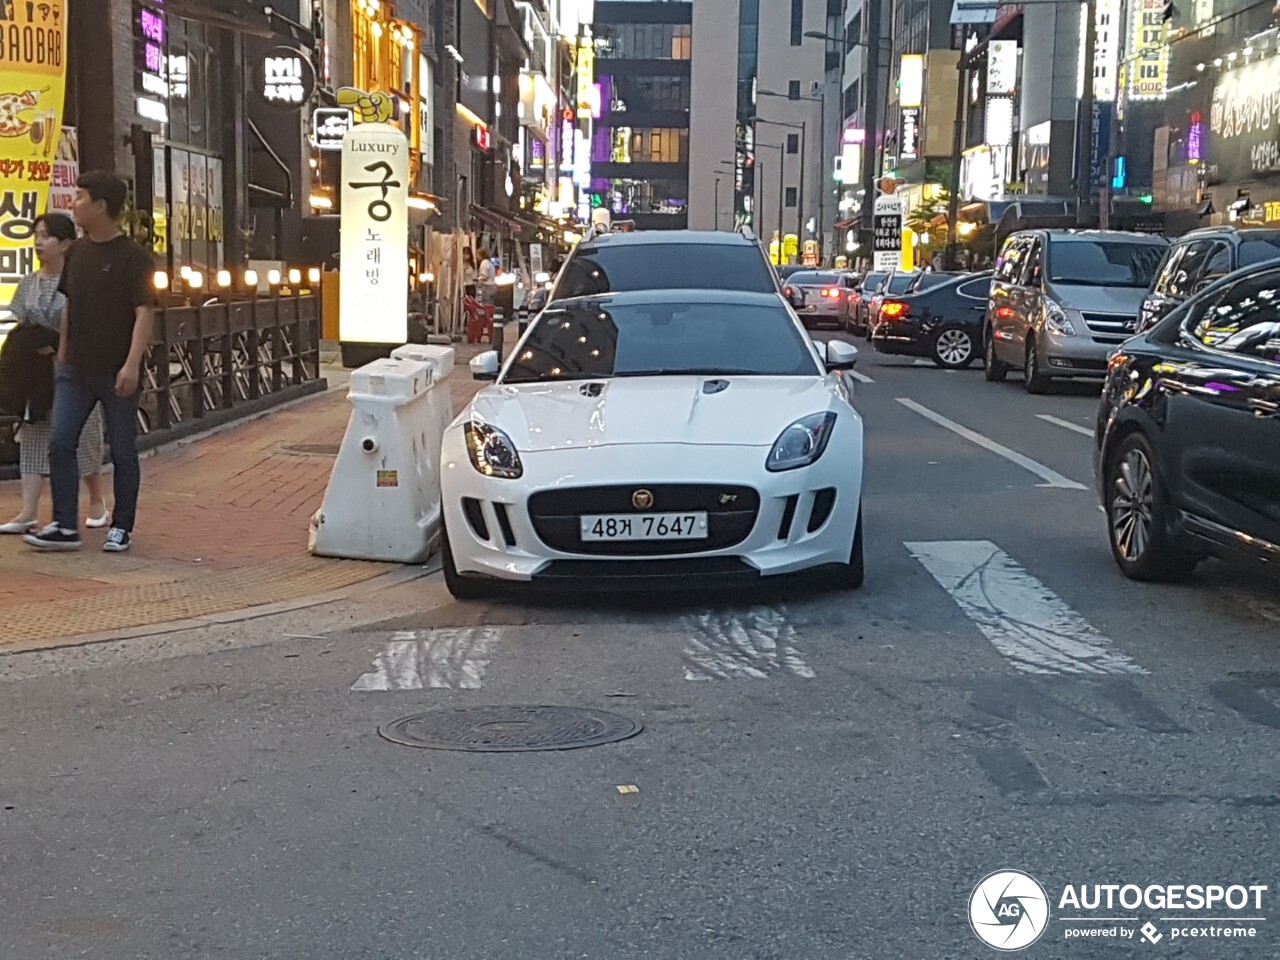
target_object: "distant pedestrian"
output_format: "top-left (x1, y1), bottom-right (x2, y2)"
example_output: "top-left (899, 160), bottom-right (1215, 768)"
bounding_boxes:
top-left (25, 170), bottom-right (156, 553)
top-left (476, 246), bottom-right (497, 306)
top-left (0, 213), bottom-right (109, 535)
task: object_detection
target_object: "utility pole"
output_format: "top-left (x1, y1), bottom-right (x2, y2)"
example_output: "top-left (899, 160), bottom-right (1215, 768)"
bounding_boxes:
top-left (1076, 0), bottom-right (1098, 226)
top-left (797, 119), bottom-right (807, 249)
top-left (945, 41), bottom-right (968, 270)
top-left (714, 177), bottom-right (721, 230)
top-left (862, 0), bottom-right (884, 256)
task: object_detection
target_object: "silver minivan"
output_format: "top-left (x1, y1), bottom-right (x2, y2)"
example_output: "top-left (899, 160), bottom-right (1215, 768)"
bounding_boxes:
top-left (983, 230), bottom-right (1168, 393)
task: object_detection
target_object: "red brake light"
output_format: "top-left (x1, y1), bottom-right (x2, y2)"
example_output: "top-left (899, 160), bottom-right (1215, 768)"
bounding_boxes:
top-left (822, 287), bottom-right (840, 298)
top-left (783, 286), bottom-right (794, 297)
top-left (881, 301), bottom-right (909, 319)
top-left (995, 306), bottom-right (1016, 319)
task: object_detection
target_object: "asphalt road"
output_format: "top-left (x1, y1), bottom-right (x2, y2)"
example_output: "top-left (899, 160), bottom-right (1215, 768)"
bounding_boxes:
top-left (3, 344), bottom-right (1278, 960)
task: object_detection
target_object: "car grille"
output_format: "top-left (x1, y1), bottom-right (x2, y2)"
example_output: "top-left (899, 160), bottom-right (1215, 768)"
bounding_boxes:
top-left (527, 483), bottom-right (761, 556)
top-left (1081, 311), bottom-right (1138, 344)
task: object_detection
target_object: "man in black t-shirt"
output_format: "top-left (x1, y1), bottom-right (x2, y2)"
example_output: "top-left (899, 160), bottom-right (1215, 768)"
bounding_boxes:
top-left (26, 170), bottom-right (155, 553)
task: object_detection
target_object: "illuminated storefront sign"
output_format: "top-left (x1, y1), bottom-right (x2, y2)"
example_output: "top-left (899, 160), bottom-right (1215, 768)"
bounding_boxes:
top-left (576, 38), bottom-right (594, 119)
top-left (1210, 58), bottom-right (1280, 180)
top-left (900, 54), bottom-right (924, 108)
top-left (985, 95), bottom-right (1014, 146)
top-left (255, 46), bottom-right (316, 110)
top-left (1128, 0), bottom-right (1168, 101)
top-left (312, 108), bottom-right (354, 151)
top-left (1093, 0), bottom-right (1121, 101)
top-left (899, 107), bottom-right (920, 159)
top-left (1187, 111), bottom-right (1202, 164)
top-left (987, 41), bottom-right (1018, 96)
top-left (339, 123), bottom-right (410, 346)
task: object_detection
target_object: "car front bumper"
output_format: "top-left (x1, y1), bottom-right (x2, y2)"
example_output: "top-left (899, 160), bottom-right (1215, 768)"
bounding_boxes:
top-left (1040, 333), bottom-right (1114, 375)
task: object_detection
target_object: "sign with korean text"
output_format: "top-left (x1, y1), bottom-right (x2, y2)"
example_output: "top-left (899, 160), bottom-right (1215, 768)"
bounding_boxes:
top-left (134, 0), bottom-right (169, 123)
top-left (339, 123), bottom-right (409, 345)
top-left (1209, 58), bottom-right (1280, 182)
top-left (576, 38), bottom-right (594, 119)
top-left (255, 46), bottom-right (316, 111)
top-left (1089, 101), bottom-right (1112, 189)
top-left (987, 41), bottom-right (1018, 96)
top-left (49, 126), bottom-right (77, 215)
top-left (899, 107), bottom-right (921, 160)
top-left (1127, 0), bottom-right (1168, 101)
top-left (168, 147), bottom-right (224, 273)
top-left (312, 107), bottom-right (353, 151)
top-left (0, 0), bottom-right (67, 306)
top-left (872, 194), bottom-right (904, 272)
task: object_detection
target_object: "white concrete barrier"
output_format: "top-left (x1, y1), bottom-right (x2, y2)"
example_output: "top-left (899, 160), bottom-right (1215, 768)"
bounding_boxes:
top-left (309, 345), bottom-right (455, 563)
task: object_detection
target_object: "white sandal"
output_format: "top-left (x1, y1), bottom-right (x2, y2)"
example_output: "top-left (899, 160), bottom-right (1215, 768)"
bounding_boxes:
top-left (86, 511), bottom-right (112, 529)
top-left (0, 519), bottom-right (38, 534)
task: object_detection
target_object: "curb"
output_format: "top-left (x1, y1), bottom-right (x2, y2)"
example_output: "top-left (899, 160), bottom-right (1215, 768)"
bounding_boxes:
top-left (0, 561), bottom-right (440, 656)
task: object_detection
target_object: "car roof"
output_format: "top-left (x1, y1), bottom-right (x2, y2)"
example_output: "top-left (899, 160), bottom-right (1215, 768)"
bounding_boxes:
top-left (546, 288), bottom-right (787, 310)
top-left (1018, 229), bottom-right (1167, 243)
top-left (577, 230), bottom-right (760, 250)
top-left (1175, 226), bottom-right (1280, 243)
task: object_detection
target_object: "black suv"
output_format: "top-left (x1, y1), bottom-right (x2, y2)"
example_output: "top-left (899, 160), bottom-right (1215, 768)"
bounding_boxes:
top-left (1139, 226), bottom-right (1280, 331)
top-left (531, 228), bottom-right (794, 313)
top-left (1096, 259), bottom-right (1280, 581)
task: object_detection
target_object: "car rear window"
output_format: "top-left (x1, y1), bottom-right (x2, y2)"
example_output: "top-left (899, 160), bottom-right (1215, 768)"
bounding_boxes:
top-left (1237, 237), bottom-right (1280, 267)
top-left (553, 243), bottom-right (776, 299)
top-left (789, 271), bottom-right (841, 285)
top-left (860, 272), bottom-right (887, 291)
top-left (885, 274), bottom-right (917, 294)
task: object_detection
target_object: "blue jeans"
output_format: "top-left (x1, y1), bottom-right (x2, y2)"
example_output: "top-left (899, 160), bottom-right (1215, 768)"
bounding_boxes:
top-left (50, 363), bottom-right (140, 533)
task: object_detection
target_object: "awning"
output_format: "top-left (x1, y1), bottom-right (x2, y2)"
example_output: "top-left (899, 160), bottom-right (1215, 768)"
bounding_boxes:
top-left (950, 0), bottom-right (997, 25)
top-left (471, 204), bottom-right (523, 233)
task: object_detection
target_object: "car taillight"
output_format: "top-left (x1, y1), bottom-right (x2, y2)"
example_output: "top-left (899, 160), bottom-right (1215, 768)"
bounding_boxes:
top-left (784, 286), bottom-right (794, 297)
top-left (821, 287), bottom-right (840, 298)
top-left (995, 306), bottom-right (1016, 319)
top-left (881, 301), bottom-right (909, 319)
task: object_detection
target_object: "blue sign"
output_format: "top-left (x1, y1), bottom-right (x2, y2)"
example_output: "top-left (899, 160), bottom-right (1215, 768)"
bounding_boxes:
top-left (1112, 156), bottom-right (1127, 191)
top-left (1089, 102), bottom-right (1112, 191)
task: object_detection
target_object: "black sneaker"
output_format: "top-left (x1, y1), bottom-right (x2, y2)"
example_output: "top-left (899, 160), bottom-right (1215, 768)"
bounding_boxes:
top-left (23, 523), bottom-right (81, 551)
top-left (103, 527), bottom-right (131, 553)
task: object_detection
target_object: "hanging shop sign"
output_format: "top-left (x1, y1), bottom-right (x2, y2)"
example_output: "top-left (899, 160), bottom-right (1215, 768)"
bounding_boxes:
top-left (339, 123), bottom-right (410, 346)
top-left (1127, 0), bottom-right (1168, 101)
top-left (576, 38), bottom-right (595, 119)
top-left (0, 0), bottom-right (68, 306)
top-left (1209, 58), bottom-right (1280, 182)
top-left (312, 108), bottom-right (354, 151)
top-left (899, 107), bottom-right (921, 160)
top-left (255, 46), bottom-right (317, 111)
top-left (872, 193), bottom-right (904, 272)
top-left (987, 41), bottom-right (1018, 96)
top-left (49, 127), bottom-right (78, 216)
top-left (134, 1), bottom-right (169, 122)
top-left (899, 55), bottom-right (924, 108)
top-left (1089, 101), bottom-right (1112, 190)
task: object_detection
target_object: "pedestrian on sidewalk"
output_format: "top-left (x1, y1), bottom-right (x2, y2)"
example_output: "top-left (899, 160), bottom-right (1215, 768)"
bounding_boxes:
top-left (25, 171), bottom-right (155, 553)
top-left (0, 213), bottom-right (110, 534)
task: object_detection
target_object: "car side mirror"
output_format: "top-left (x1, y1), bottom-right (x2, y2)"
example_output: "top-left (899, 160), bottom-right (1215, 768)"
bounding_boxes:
top-left (470, 350), bottom-right (500, 381)
top-left (528, 289), bottom-right (548, 313)
top-left (824, 340), bottom-right (859, 370)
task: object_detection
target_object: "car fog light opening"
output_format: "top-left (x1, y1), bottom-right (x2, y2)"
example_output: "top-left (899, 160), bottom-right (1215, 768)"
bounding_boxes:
top-left (465, 422), bottom-right (524, 479)
top-left (766, 412), bottom-right (837, 472)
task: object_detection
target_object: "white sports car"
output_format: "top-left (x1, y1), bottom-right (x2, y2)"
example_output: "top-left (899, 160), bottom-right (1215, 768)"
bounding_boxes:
top-left (439, 289), bottom-right (865, 597)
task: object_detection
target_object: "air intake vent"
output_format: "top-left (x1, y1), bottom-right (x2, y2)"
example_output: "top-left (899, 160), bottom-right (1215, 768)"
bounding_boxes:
top-left (807, 488), bottom-right (836, 533)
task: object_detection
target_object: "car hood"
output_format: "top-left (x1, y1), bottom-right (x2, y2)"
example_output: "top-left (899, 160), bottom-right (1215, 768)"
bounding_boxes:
top-left (465, 376), bottom-right (837, 452)
top-left (1047, 282), bottom-right (1149, 315)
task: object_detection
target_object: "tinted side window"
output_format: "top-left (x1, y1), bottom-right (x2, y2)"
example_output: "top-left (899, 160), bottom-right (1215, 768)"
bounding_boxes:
top-left (1021, 239), bottom-right (1043, 286)
top-left (1204, 242), bottom-right (1232, 279)
top-left (554, 243), bottom-right (776, 298)
top-left (957, 277), bottom-right (991, 299)
top-left (1191, 270), bottom-right (1280, 362)
top-left (995, 237), bottom-right (1026, 282)
top-left (1168, 240), bottom-right (1216, 297)
top-left (1152, 244), bottom-right (1186, 295)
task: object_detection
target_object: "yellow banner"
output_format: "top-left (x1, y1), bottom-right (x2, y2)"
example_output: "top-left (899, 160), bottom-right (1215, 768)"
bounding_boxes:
top-left (0, 0), bottom-right (69, 306)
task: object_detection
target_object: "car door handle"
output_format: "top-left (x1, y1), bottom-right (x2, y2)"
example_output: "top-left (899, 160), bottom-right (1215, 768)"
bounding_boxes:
top-left (1248, 398), bottom-right (1280, 418)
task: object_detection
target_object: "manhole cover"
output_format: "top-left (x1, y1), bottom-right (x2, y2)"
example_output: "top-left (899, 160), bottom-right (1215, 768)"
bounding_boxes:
top-left (280, 443), bottom-right (340, 457)
top-left (378, 705), bottom-right (643, 753)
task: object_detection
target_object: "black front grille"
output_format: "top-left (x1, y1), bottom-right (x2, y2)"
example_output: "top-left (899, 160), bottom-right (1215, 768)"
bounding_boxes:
top-left (528, 483), bottom-right (760, 556)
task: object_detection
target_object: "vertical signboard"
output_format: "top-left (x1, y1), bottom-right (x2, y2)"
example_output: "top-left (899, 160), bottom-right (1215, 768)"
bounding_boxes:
top-left (872, 193), bottom-right (904, 272)
top-left (49, 127), bottom-right (78, 215)
top-left (0, 0), bottom-right (68, 305)
top-left (1128, 0), bottom-right (1169, 101)
top-left (340, 123), bottom-right (410, 345)
top-left (1089, 101), bottom-right (1112, 190)
top-left (987, 41), bottom-right (1018, 95)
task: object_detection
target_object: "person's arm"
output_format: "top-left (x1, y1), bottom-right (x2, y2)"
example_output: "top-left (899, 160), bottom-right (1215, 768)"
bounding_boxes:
top-left (115, 249), bottom-right (156, 396)
top-left (55, 300), bottom-right (68, 364)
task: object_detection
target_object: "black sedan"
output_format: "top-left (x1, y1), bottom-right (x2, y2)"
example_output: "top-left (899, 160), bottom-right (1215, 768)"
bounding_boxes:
top-left (868, 272), bottom-right (992, 368)
top-left (1095, 260), bottom-right (1280, 581)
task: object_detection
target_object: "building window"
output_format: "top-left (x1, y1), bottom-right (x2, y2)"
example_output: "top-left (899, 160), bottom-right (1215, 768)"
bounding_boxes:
top-left (790, 0), bottom-right (804, 45)
top-left (785, 186), bottom-right (798, 206)
top-left (612, 127), bottom-right (689, 163)
top-left (599, 178), bottom-right (689, 215)
top-left (609, 75), bottom-right (691, 113)
top-left (787, 133), bottom-right (799, 153)
top-left (788, 79), bottom-right (801, 99)
top-left (672, 24), bottom-right (692, 59)
top-left (598, 23), bottom-right (694, 60)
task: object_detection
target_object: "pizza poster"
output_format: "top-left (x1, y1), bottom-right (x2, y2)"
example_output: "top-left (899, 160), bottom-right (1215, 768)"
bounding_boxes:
top-left (0, 0), bottom-right (69, 307)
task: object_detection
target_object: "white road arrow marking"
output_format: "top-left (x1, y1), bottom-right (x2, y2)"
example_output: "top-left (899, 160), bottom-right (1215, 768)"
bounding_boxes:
top-left (897, 398), bottom-right (1087, 490)
top-left (351, 627), bottom-right (501, 691)
top-left (681, 606), bottom-right (815, 680)
top-left (905, 540), bottom-right (1145, 676)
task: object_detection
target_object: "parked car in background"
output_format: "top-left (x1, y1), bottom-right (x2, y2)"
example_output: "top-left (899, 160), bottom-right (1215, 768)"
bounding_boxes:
top-left (784, 270), bottom-right (858, 330)
top-left (1095, 260), bottom-right (1280, 581)
top-left (870, 272), bottom-right (993, 368)
top-left (862, 271), bottom-right (921, 339)
top-left (1139, 226), bottom-right (1280, 332)
top-left (984, 229), bottom-right (1167, 393)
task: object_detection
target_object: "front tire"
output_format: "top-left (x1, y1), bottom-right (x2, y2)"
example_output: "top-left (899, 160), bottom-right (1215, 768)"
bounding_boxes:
top-left (826, 506), bottom-right (865, 590)
top-left (931, 326), bottom-right (977, 369)
top-left (983, 326), bottom-right (1009, 381)
top-left (1103, 432), bottom-right (1198, 582)
top-left (442, 523), bottom-right (490, 600)
top-left (1024, 336), bottom-right (1052, 394)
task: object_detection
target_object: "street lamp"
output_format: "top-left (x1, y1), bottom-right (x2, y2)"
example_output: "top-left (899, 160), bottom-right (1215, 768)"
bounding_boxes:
top-left (752, 115), bottom-right (807, 259)
top-left (748, 140), bottom-right (786, 261)
top-left (760, 88), bottom-right (828, 264)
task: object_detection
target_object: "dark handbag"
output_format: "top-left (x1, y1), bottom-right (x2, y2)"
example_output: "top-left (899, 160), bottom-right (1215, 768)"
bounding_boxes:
top-left (0, 323), bottom-right (57, 419)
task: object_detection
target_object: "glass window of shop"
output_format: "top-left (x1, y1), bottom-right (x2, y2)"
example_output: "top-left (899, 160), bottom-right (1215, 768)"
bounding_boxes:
top-left (600, 178), bottom-right (689, 215)
top-left (608, 128), bottom-right (688, 163)
top-left (609, 75), bottom-right (691, 113)
top-left (163, 16), bottom-right (226, 275)
top-left (598, 23), bottom-right (692, 60)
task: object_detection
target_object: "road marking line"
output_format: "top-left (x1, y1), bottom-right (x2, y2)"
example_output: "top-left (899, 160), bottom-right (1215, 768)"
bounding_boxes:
top-left (912, 359), bottom-right (932, 366)
top-left (896, 398), bottom-right (1087, 490)
top-left (905, 540), bottom-right (1145, 676)
top-left (846, 369), bottom-right (874, 384)
top-left (351, 627), bottom-right (501, 691)
top-left (681, 606), bottom-right (815, 680)
top-left (1037, 413), bottom-right (1094, 437)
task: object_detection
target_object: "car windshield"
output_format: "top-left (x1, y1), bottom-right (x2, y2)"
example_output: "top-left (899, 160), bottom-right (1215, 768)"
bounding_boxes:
top-left (1237, 237), bottom-right (1280, 267)
top-left (1047, 241), bottom-right (1164, 288)
top-left (789, 271), bottom-right (841, 285)
top-left (553, 243), bottom-right (777, 299)
top-left (503, 300), bottom-right (821, 383)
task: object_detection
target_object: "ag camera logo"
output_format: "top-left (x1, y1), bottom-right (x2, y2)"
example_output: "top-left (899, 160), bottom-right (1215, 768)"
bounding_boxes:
top-left (970, 870), bottom-right (1051, 950)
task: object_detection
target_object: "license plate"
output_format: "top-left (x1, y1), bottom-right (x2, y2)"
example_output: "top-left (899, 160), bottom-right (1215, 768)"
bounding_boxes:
top-left (580, 512), bottom-right (709, 542)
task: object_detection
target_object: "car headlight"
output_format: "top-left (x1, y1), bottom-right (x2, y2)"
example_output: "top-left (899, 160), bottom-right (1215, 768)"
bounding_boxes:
top-left (1044, 302), bottom-right (1075, 337)
top-left (464, 422), bottom-right (523, 479)
top-left (766, 412), bottom-right (837, 472)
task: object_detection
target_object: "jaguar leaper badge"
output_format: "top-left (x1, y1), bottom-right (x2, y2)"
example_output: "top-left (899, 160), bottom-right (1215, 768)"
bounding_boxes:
top-left (632, 489), bottom-right (654, 509)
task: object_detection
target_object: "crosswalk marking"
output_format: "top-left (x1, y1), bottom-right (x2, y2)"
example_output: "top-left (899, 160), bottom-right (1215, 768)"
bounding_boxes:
top-left (897, 398), bottom-right (1088, 490)
top-left (681, 606), bottom-right (815, 681)
top-left (351, 627), bottom-right (501, 691)
top-left (1036, 413), bottom-right (1094, 437)
top-left (905, 540), bottom-right (1145, 677)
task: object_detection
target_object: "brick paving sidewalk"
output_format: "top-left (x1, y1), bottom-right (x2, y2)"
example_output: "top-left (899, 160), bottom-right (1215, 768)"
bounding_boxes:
top-left (0, 344), bottom-right (488, 649)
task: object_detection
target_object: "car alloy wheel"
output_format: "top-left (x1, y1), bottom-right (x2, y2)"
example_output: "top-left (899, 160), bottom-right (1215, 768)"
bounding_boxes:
top-left (1104, 433), bottom-right (1197, 581)
top-left (1024, 337), bottom-right (1051, 394)
top-left (932, 327), bottom-right (975, 369)
top-left (983, 327), bottom-right (1008, 381)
